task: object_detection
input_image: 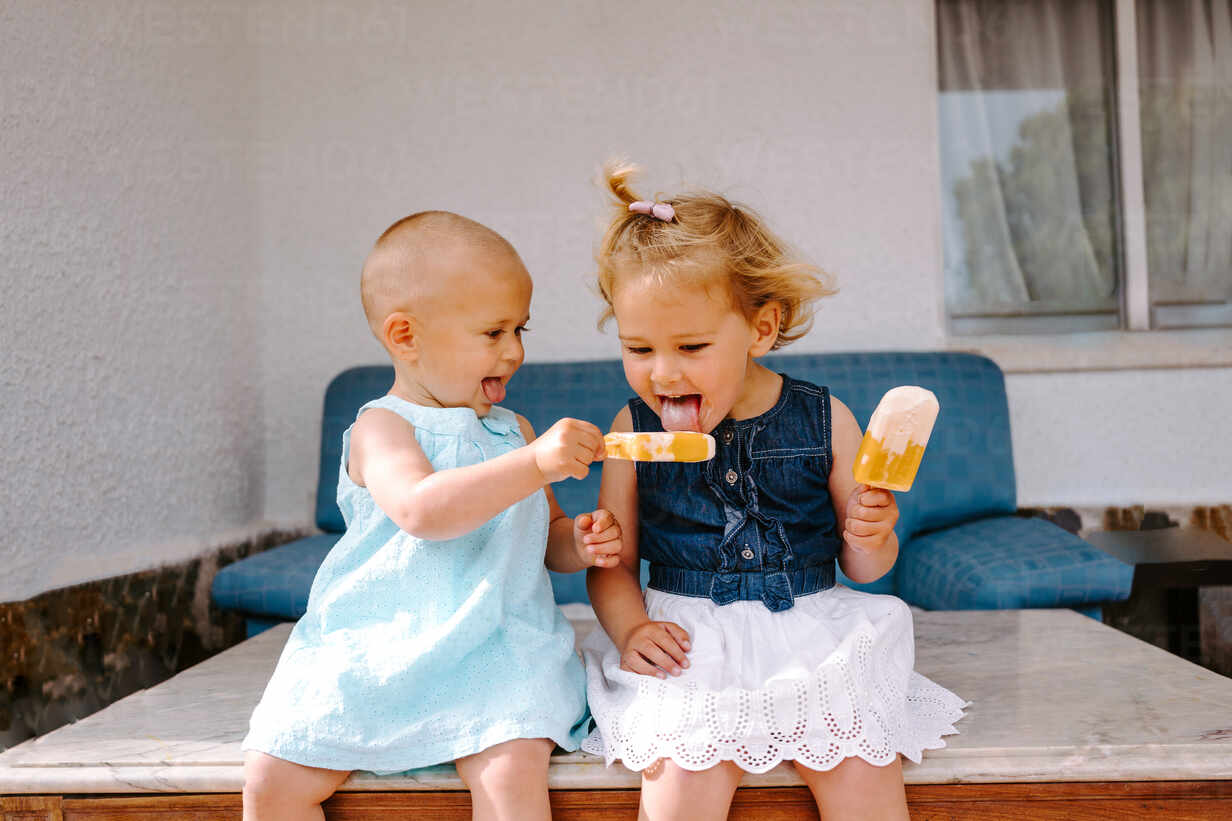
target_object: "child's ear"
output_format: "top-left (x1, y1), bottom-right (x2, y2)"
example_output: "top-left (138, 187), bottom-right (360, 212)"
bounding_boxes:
top-left (382, 312), bottom-right (418, 360)
top-left (748, 302), bottom-right (782, 356)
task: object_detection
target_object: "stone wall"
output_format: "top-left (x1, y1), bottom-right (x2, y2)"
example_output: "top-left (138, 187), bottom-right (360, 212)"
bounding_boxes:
top-left (0, 528), bottom-right (307, 752)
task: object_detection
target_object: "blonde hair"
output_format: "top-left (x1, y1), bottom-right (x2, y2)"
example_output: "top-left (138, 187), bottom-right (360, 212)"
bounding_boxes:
top-left (595, 161), bottom-right (836, 349)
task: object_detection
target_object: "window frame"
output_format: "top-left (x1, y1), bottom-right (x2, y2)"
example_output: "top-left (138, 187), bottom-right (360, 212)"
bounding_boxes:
top-left (1114, 0), bottom-right (1151, 331)
top-left (935, 0), bottom-right (1232, 372)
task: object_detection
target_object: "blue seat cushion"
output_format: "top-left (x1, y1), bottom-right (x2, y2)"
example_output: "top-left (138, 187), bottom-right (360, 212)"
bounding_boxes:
top-left (836, 565), bottom-right (897, 596)
top-left (237, 351), bottom-right (1019, 614)
top-left (896, 515), bottom-right (1134, 610)
top-left (244, 616), bottom-right (286, 638)
top-left (211, 533), bottom-right (339, 619)
top-left (210, 531), bottom-right (633, 618)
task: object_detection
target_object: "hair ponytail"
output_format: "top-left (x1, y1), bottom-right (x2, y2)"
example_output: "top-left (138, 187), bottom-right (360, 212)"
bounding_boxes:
top-left (603, 159), bottom-right (642, 207)
top-left (594, 161), bottom-right (836, 349)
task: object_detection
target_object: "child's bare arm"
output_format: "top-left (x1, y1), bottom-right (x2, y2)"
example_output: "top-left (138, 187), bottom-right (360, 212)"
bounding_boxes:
top-left (513, 415), bottom-right (623, 574)
top-left (828, 395), bottom-right (900, 583)
top-left (587, 408), bottom-right (690, 679)
top-left (350, 408), bottom-right (602, 541)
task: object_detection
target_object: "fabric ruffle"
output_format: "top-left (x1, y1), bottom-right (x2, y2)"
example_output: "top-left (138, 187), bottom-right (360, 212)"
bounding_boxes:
top-left (580, 586), bottom-right (968, 773)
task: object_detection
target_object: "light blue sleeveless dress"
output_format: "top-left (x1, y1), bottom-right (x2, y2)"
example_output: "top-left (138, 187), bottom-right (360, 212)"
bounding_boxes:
top-left (243, 396), bottom-right (589, 774)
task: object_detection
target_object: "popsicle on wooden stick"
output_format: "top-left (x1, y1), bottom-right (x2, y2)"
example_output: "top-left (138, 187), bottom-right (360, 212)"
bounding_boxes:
top-left (604, 431), bottom-right (715, 462)
top-left (852, 386), bottom-right (940, 492)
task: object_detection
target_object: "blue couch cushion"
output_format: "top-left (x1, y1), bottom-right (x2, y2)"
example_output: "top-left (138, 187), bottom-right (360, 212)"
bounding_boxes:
top-left (316, 366), bottom-right (395, 533)
top-left (314, 352), bottom-right (1014, 543)
top-left (503, 360), bottom-right (629, 522)
top-left (210, 530), bottom-right (627, 619)
top-left (509, 353), bottom-right (1010, 600)
top-left (835, 565), bottom-right (897, 596)
top-left (262, 351), bottom-right (1016, 613)
top-left (896, 515), bottom-right (1134, 610)
top-left (211, 533), bottom-right (339, 619)
top-left (763, 352), bottom-right (1017, 542)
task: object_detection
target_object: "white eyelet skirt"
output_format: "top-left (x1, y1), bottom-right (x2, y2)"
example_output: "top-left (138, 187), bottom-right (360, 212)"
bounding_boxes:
top-left (580, 585), bottom-right (968, 774)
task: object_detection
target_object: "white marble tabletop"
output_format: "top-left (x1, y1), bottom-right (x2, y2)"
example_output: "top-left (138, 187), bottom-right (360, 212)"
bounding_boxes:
top-left (2, 605), bottom-right (1232, 794)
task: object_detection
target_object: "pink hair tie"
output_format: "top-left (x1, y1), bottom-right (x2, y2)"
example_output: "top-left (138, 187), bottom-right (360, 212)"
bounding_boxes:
top-left (629, 200), bottom-right (676, 222)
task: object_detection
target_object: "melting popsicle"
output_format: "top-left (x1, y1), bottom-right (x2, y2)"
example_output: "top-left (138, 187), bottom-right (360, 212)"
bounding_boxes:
top-left (604, 431), bottom-right (715, 462)
top-left (852, 386), bottom-right (940, 492)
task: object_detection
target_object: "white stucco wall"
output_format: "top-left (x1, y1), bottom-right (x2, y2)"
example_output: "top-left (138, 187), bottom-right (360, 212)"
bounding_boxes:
top-left (254, 0), bottom-right (951, 521)
top-left (253, 0), bottom-right (1231, 520)
top-left (0, 1), bottom-right (264, 601)
top-left (1008, 368), bottom-right (1230, 507)
top-left (3, 1), bottom-right (1228, 601)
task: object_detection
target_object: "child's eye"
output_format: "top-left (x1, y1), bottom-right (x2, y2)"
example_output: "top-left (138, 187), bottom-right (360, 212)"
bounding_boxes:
top-left (486, 329), bottom-right (504, 339)
top-left (515, 325), bottom-right (530, 336)
top-left (624, 346), bottom-right (652, 355)
top-left (680, 343), bottom-right (710, 353)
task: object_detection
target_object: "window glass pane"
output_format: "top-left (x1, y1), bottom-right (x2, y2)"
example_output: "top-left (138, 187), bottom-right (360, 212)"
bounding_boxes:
top-left (1137, 0), bottom-right (1232, 328)
top-left (937, 0), bottom-right (1122, 333)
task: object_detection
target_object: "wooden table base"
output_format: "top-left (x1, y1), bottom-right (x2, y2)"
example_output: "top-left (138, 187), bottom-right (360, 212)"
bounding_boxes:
top-left (6, 782), bottom-right (1232, 821)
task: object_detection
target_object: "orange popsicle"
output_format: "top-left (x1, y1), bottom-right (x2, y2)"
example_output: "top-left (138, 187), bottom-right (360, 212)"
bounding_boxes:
top-left (604, 431), bottom-right (715, 462)
top-left (852, 386), bottom-right (940, 492)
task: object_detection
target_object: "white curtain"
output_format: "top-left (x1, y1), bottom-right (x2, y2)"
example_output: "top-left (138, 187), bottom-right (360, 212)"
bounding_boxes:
top-left (1138, 0), bottom-right (1232, 307)
top-left (937, 0), bottom-right (1118, 316)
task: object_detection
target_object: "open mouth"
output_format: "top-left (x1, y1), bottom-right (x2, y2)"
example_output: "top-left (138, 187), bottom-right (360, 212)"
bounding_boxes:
top-left (482, 377), bottom-right (506, 403)
top-left (658, 394), bottom-right (702, 432)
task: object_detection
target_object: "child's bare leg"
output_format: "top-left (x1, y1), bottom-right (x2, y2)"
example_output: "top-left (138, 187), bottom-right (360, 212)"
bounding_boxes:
top-left (792, 755), bottom-right (909, 821)
top-left (242, 750), bottom-right (350, 821)
top-left (638, 758), bottom-right (743, 821)
top-left (454, 737), bottom-right (554, 821)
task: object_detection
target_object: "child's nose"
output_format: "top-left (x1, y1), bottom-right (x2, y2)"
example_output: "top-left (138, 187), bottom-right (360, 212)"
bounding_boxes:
top-left (651, 355), bottom-right (681, 387)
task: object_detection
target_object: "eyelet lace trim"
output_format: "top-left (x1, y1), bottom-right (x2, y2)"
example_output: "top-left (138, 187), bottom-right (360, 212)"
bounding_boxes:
top-left (582, 627), bottom-right (968, 774)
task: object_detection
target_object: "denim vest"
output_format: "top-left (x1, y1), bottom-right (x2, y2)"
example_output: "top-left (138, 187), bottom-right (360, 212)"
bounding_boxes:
top-left (630, 374), bottom-right (840, 612)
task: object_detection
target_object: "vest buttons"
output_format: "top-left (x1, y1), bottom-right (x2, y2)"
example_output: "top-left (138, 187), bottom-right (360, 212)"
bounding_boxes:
top-left (722, 430), bottom-right (734, 445)
top-left (741, 548), bottom-right (755, 560)
top-left (725, 469), bottom-right (739, 484)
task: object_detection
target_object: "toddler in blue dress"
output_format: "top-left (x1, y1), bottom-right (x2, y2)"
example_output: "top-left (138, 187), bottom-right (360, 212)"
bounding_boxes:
top-left (242, 211), bottom-right (622, 821)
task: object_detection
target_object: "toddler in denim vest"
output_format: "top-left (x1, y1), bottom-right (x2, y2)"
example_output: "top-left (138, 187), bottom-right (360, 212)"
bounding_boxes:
top-left (580, 164), bottom-right (968, 820)
top-left (243, 212), bottom-right (621, 820)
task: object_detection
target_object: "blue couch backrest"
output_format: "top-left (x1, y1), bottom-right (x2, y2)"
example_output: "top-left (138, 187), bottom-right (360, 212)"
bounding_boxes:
top-left (316, 366), bottom-right (400, 533)
top-left (314, 352), bottom-right (1016, 594)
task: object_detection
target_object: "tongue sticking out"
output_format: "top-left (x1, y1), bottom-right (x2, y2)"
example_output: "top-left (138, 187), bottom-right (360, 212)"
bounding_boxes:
top-left (482, 377), bottom-right (506, 404)
top-left (660, 395), bottom-right (702, 432)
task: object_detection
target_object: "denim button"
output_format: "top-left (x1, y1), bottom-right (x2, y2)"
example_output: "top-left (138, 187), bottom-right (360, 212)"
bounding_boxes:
top-left (725, 469), bottom-right (738, 484)
top-left (741, 548), bottom-right (755, 560)
top-left (722, 430), bottom-right (734, 445)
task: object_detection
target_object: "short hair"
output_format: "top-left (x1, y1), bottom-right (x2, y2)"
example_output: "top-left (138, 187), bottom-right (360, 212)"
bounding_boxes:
top-left (594, 162), bottom-right (836, 349)
top-left (360, 211), bottom-right (517, 329)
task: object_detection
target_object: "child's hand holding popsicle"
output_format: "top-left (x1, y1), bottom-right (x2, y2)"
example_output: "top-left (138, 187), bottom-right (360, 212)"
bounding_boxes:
top-left (844, 386), bottom-right (940, 554)
top-left (841, 485), bottom-right (899, 554)
top-left (540, 429), bottom-right (714, 569)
